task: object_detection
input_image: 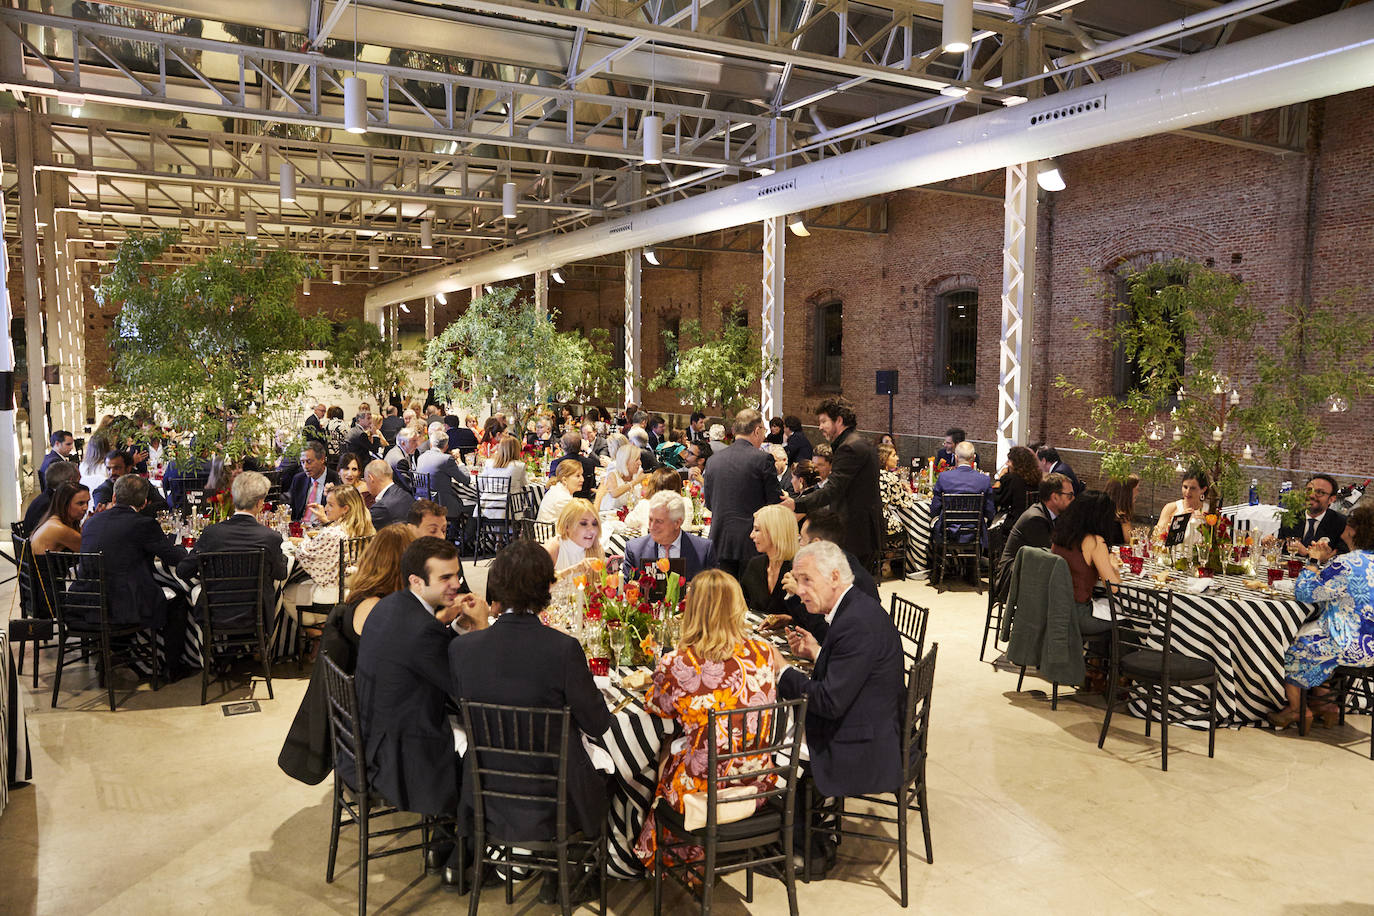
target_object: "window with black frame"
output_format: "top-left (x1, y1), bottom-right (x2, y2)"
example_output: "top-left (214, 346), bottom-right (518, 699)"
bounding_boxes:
top-left (813, 300), bottom-right (843, 391)
top-left (1112, 273), bottom-right (1187, 399)
top-left (933, 289), bottom-right (977, 394)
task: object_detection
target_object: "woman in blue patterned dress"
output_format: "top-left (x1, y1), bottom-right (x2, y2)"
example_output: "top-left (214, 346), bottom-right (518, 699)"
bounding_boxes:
top-left (1268, 504), bottom-right (1374, 730)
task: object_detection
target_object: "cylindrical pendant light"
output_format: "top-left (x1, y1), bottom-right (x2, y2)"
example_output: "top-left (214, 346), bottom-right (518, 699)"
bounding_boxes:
top-left (942, 0), bottom-right (973, 54)
top-left (420, 219), bottom-right (433, 249)
top-left (502, 181), bottom-right (517, 219)
top-left (332, 264), bottom-right (342, 285)
top-left (344, 76), bottom-right (367, 134)
top-left (368, 245), bottom-right (379, 270)
top-left (642, 114), bottom-right (663, 165)
top-left (244, 210), bottom-right (257, 240)
top-left (302, 276), bottom-right (311, 296)
top-left (279, 162), bottom-right (296, 203)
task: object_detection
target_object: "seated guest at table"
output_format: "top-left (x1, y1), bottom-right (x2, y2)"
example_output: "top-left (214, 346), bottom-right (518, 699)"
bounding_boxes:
top-left (344, 414), bottom-right (385, 466)
top-left (931, 441), bottom-right (995, 543)
top-left (765, 416), bottom-right (785, 445)
top-left (289, 442), bottom-right (339, 524)
top-left (635, 569), bottom-right (780, 868)
top-left (177, 471), bottom-right (289, 625)
top-left (741, 503), bottom-right (799, 616)
top-left (478, 416), bottom-right (504, 460)
top-left (624, 468), bottom-right (692, 532)
top-left (379, 404), bottom-right (404, 446)
top-left (1037, 446), bottom-right (1083, 496)
top-left (1103, 474), bottom-right (1140, 547)
top-left (525, 415), bottom-right (557, 452)
top-left (996, 472), bottom-right (1073, 600)
top-left (451, 540), bottom-right (611, 900)
top-left (1272, 474), bottom-right (1349, 558)
top-left (365, 459), bottom-right (416, 529)
top-left (993, 445), bottom-right (1041, 528)
top-left (449, 416), bottom-right (480, 459)
top-left (415, 430), bottom-right (472, 529)
top-left (78, 433), bottom-right (112, 493)
top-left (878, 443), bottom-right (915, 537)
top-left (536, 460), bottom-right (585, 525)
top-left (782, 415), bottom-right (813, 465)
top-left (335, 452), bottom-right (374, 508)
top-left (30, 483), bottom-right (89, 557)
top-left (681, 439), bottom-right (711, 486)
top-left (356, 538), bottom-right (487, 878)
top-left (1047, 492), bottom-right (1120, 676)
top-left (25, 459), bottom-right (81, 533)
top-left (628, 424), bottom-right (657, 472)
top-left (79, 474), bottom-right (192, 679)
top-left (383, 427), bottom-right (418, 480)
top-left (479, 435), bottom-right (528, 517)
top-left (789, 460), bottom-right (820, 503)
top-left (582, 422), bottom-right (610, 462)
top-left (279, 523), bottom-right (418, 785)
top-left (1268, 505), bottom-right (1374, 729)
top-left (550, 430), bottom-right (599, 501)
top-left (283, 485), bottom-right (376, 629)
top-left (622, 490), bottom-right (715, 581)
top-left (544, 499), bottom-right (607, 584)
top-left (602, 431), bottom-right (628, 469)
top-left (933, 428), bottom-right (966, 469)
top-left (599, 438), bottom-right (643, 513)
top-left (1153, 468), bottom-right (1210, 540)
top-left (812, 443), bottom-right (833, 487)
top-left (768, 443), bottom-right (790, 491)
top-left (770, 507), bottom-right (881, 649)
top-left (39, 429), bottom-right (75, 489)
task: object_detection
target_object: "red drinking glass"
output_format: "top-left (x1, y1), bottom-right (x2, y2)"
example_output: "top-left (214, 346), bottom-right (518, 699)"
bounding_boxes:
top-left (289, 522), bottom-right (303, 538)
top-left (1287, 558), bottom-right (1303, 578)
top-left (181, 535), bottom-right (195, 548)
top-left (1120, 546), bottom-right (1133, 561)
top-left (1128, 557), bottom-right (1144, 576)
top-left (588, 657), bottom-right (610, 677)
top-left (1267, 567), bottom-right (1285, 587)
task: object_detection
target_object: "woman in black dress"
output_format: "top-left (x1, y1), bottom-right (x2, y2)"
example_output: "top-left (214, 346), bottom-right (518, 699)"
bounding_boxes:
top-left (741, 503), bottom-right (800, 616)
top-left (994, 445), bottom-right (1042, 524)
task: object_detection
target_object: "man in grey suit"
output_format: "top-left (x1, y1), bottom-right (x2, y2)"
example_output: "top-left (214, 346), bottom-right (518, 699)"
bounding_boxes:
top-left (365, 459), bottom-right (417, 528)
top-left (995, 472), bottom-right (1074, 600)
top-left (413, 430), bottom-right (472, 534)
top-left (703, 408), bottom-right (782, 578)
top-left (384, 427), bottom-right (419, 479)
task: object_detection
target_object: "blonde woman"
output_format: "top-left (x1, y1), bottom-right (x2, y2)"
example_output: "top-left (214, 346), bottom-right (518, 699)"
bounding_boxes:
top-left (634, 570), bottom-right (780, 867)
top-left (479, 434), bottom-right (528, 518)
top-left (598, 437), bottom-right (643, 513)
top-left (284, 485), bottom-right (376, 628)
top-left (742, 503), bottom-right (801, 615)
top-left (536, 459), bottom-right (584, 524)
top-left (543, 498), bottom-right (607, 582)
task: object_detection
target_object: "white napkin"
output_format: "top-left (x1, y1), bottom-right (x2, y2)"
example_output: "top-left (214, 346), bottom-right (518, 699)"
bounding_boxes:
top-left (1182, 577), bottom-right (1215, 594)
top-left (454, 718), bottom-right (614, 774)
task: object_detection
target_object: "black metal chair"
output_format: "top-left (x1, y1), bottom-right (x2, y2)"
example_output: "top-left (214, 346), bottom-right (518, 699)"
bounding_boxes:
top-left (474, 474), bottom-right (513, 560)
top-left (321, 654), bottom-right (450, 916)
top-left (337, 536), bottom-right (374, 604)
top-left (889, 593), bottom-right (930, 663)
top-left (411, 471), bottom-right (434, 502)
top-left (982, 560), bottom-right (1006, 663)
top-left (651, 697), bottom-right (808, 916)
top-left (803, 644), bottom-right (937, 906)
top-left (1098, 584), bottom-right (1218, 771)
top-left (462, 701), bottom-right (609, 916)
top-left (197, 549), bottom-right (274, 705)
top-left (931, 493), bottom-right (987, 593)
top-left (1297, 665), bottom-right (1374, 757)
top-left (44, 551), bottom-right (162, 711)
top-left (261, 468), bottom-right (284, 503)
top-left (11, 523), bottom-right (56, 689)
top-left (520, 519), bottom-right (556, 543)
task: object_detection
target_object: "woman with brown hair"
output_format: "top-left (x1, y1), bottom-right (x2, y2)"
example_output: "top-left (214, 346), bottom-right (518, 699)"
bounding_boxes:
top-left (346, 523), bottom-right (419, 637)
top-left (31, 483), bottom-right (90, 556)
top-left (335, 452), bottom-right (374, 508)
top-left (634, 569), bottom-right (781, 867)
top-left (1103, 474), bottom-right (1141, 546)
top-left (994, 445), bottom-right (1042, 525)
top-left (478, 416), bottom-right (505, 460)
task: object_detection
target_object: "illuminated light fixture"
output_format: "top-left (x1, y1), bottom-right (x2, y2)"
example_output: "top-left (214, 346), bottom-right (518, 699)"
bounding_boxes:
top-left (302, 276), bottom-right (311, 296)
top-left (435, 290), bottom-right (448, 305)
top-left (420, 219), bottom-right (433, 250)
top-left (399, 302), bottom-right (410, 314)
top-left (58, 91), bottom-right (85, 116)
top-left (643, 114), bottom-right (664, 165)
top-left (332, 264), bottom-right (342, 285)
top-left (1242, 444), bottom-right (1253, 460)
top-left (938, 85), bottom-right (969, 98)
top-left (551, 269), bottom-right (565, 284)
top-left (244, 211), bottom-right (258, 240)
top-left (643, 248), bottom-right (660, 266)
top-left (279, 163), bottom-right (296, 202)
top-left (1036, 158), bottom-right (1066, 191)
top-left (1229, 389), bottom-right (1240, 406)
top-left (942, 0), bottom-right (973, 54)
top-left (1002, 95), bottom-right (1029, 107)
top-left (344, 76), bottom-right (367, 134)
top-left (368, 245), bottom-right (379, 270)
top-left (502, 182), bottom-right (517, 219)
top-left (787, 215), bottom-right (810, 237)
top-left (484, 284), bottom-right (495, 294)
top-left (1212, 426), bottom-right (1224, 443)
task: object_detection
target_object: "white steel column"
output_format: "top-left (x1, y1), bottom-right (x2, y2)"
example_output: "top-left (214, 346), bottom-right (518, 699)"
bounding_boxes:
top-left (15, 111), bottom-right (49, 479)
top-left (424, 295), bottom-right (434, 338)
top-left (996, 162), bottom-right (1038, 468)
top-left (37, 171), bottom-right (67, 434)
top-left (57, 220), bottom-right (86, 432)
top-left (534, 269), bottom-right (549, 318)
top-left (0, 124), bottom-right (22, 524)
top-left (761, 215), bottom-right (785, 417)
top-left (624, 248), bottom-right (642, 406)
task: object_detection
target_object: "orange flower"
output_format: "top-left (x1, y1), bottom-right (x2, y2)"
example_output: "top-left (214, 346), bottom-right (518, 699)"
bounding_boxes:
top-left (624, 583), bottom-right (640, 602)
top-left (574, 575), bottom-right (588, 589)
top-left (1205, 514), bottom-right (1218, 527)
top-left (606, 572), bottom-right (621, 590)
top-left (589, 557), bottom-right (606, 573)
top-left (656, 557), bottom-right (671, 573)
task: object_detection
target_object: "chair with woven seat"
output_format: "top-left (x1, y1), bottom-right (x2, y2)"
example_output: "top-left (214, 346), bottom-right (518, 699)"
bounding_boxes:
top-left (889, 594), bottom-right (930, 663)
top-left (322, 654), bottom-right (451, 916)
top-left (463, 701), bottom-right (610, 916)
top-left (475, 474), bottom-right (513, 561)
top-left (521, 519), bottom-right (556, 543)
top-left (931, 493), bottom-right (987, 593)
top-left (44, 551), bottom-right (162, 711)
top-left (1297, 664), bottom-right (1374, 757)
top-left (652, 696), bottom-right (808, 916)
top-left (1098, 584), bottom-right (1218, 771)
top-left (197, 549), bottom-right (275, 705)
top-left (803, 644), bottom-right (937, 907)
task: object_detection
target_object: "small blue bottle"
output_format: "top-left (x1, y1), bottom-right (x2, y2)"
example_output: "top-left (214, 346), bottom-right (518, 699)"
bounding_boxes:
top-left (1249, 479), bottom-right (1259, 506)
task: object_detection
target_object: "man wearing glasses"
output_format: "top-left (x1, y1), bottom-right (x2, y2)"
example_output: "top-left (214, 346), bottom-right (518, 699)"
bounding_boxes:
top-left (995, 472), bottom-right (1075, 602)
top-left (1275, 474), bottom-right (1349, 557)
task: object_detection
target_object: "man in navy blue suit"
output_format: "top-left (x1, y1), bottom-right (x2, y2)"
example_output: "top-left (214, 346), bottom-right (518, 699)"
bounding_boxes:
top-left (621, 491), bottom-right (715, 581)
top-left (931, 440), bottom-right (995, 544)
top-left (38, 429), bottom-right (75, 489)
top-left (287, 442), bottom-right (338, 523)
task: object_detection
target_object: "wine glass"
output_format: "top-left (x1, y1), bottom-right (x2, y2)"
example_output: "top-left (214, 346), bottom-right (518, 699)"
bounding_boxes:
top-left (607, 620), bottom-right (626, 671)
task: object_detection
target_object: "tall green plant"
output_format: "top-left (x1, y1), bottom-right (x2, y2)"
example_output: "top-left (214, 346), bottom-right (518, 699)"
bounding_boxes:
top-left (648, 287), bottom-right (776, 414)
top-left (321, 318), bottom-right (416, 404)
top-left (568, 326), bottom-right (624, 405)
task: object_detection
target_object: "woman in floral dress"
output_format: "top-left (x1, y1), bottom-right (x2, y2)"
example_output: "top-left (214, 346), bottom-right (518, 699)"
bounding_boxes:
top-left (635, 570), bottom-right (781, 867)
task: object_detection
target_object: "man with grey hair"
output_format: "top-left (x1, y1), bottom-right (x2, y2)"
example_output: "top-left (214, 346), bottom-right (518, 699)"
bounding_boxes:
top-left (622, 490), bottom-right (715, 580)
top-left (385, 427), bottom-right (419, 477)
top-left (414, 428), bottom-right (471, 531)
top-left (177, 470), bottom-right (289, 622)
top-left (288, 440), bottom-right (339, 523)
top-left (773, 539), bottom-right (904, 868)
top-left (704, 408), bottom-right (783, 578)
top-left (627, 424), bottom-right (657, 471)
top-left (931, 438), bottom-right (995, 548)
top-left (366, 458), bottom-right (417, 528)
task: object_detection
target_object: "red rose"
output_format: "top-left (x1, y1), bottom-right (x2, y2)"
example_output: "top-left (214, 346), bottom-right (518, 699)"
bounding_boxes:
top-left (601, 586), bottom-right (616, 599)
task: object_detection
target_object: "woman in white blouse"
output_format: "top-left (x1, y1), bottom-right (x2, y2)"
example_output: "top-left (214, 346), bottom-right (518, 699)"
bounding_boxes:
top-left (599, 440), bottom-right (643, 513)
top-left (79, 433), bottom-right (112, 492)
top-left (284, 485), bottom-right (376, 629)
top-left (536, 460), bottom-right (584, 524)
top-left (543, 498), bottom-right (607, 585)
top-left (480, 434), bottom-right (528, 518)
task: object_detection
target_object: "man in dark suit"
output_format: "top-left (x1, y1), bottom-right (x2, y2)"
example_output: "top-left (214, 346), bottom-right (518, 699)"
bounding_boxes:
top-left (767, 508), bottom-right (881, 643)
top-left (1036, 446), bottom-right (1083, 496)
top-left (366, 459), bottom-right (417, 528)
top-left (89, 450), bottom-right (132, 512)
top-left (933, 427), bottom-right (970, 469)
top-left (302, 403), bottom-right (327, 444)
top-left (39, 429), bottom-right (75, 489)
top-left (995, 473), bottom-right (1074, 600)
top-left (686, 411), bottom-right (708, 445)
top-left (379, 405), bottom-right (405, 446)
top-left (786, 397), bottom-right (884, 573)
top-left (78, 474), bottom-right (192, 678)
top-left (413, 431), bottom-right (472, 531)
top-left (450, 540), bottom-right (609, 904)
top-left (776, 540), bottom-right (903, 864)
top-left (551, 432), bottom-right (600, 502)
top-left (356, 537), bottom-right (488, 880)
top-left (582, 423), bottom-right (610, 462)
top-left (448, 417), bottom-right (480, 459)
top-left (24, 460), bottom-right (80, 532)
top-left (621, 490), bottom-right (716, 580)
top-left (176, 471), bottom-right (289, 624)
top-left (384, 427), bottom-right (419, 481)
top-left (646, 414), bottom-right (666, 451)
top-left (288, 442), bottom-right (339, 523)
top-left (703, 409), bottom-right (783, 578)
top-left (1275, 474), bottom-right (1349, 556)
top-left (931, 441), bottom-right (995, 544)
top-left (782, 415), bottom-right (813, 466)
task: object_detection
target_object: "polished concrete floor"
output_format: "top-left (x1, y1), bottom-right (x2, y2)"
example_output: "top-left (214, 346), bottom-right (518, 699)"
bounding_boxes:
top-left (3, 568), bottom-right (1374, 915)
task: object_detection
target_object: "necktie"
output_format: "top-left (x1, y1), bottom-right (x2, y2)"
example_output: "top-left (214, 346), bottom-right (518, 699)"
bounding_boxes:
top-left (1304, 517), bottom-right (1317, 544)
top-left (308, 479), bottom-right (320, 523)
top-left (661, 542), bottom-right (671, 560)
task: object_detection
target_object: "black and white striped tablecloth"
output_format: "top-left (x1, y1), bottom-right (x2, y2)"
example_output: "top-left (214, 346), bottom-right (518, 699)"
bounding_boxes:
top-left (151, 555), bottom-right (299, 670)
top-left (598, 674), bottom-right (673, 878)
top-left (2, 625), bottom-right (33, 812)
top-left (896, 496), bottom-right (934, 579)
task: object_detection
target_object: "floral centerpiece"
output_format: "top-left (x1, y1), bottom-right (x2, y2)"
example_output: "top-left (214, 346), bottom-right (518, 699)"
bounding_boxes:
top-left (686, 478), bottom-right (705, 526)
top-left (580, 558), bottom-right (685, 665)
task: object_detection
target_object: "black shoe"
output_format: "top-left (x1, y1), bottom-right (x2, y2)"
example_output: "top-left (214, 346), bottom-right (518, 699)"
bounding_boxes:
top-left (441, 864), bottom-right (467, 893)
top-left (537, 872), bottom-right (599, 906)
top-left (426, 842), bottom-right (454, 874)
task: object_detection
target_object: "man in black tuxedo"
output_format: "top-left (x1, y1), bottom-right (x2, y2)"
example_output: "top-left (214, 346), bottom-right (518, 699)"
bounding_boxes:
top-left (78, 474), bottom-right (192, 678)
top-left (177, 471), bottom-right (288, 625)
top-left (89, 450), bottom-right (131, 512)
top-left (24, 460), bottom-right (80, 532)
top-left (450, 540), bottom-right (610, 903)
top-left (1275, 474), bottom-right (1349, 557)
top-left (366, 459), bottom-right (417, 528)
top-left (551, 432), bottom-right (600, 502)
top-left (288, 442), bottom-right (339, 523)
top-left (775, 540), bottom-right (903, 860)
top-left (786, 398), bottom-right (884, 573)
top-left (686, 411), bottom-right (708, 445)
top-left (39, 429), bottom-right (75, 489)
top-left (703, 409), bottom-right (783, 578)
top-left (782, 415), bottom-right (813, 466)
top-left (995, 473), bottom-right (1074, 600)
top-left (1036, 446), bottom-right (1084, 497)
top-left (356, 537), bottom-right (488, 879)
top-left (621, 491), bottom-right (716, 580)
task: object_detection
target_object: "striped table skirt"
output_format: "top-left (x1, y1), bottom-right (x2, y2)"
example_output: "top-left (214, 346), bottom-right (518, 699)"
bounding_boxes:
top-left (895, 496), bottom-right (935, 579)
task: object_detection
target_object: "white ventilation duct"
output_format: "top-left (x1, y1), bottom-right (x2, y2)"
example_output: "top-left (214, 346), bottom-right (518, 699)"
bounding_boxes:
top-left (366, 5), bottom-right (1374, 312)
